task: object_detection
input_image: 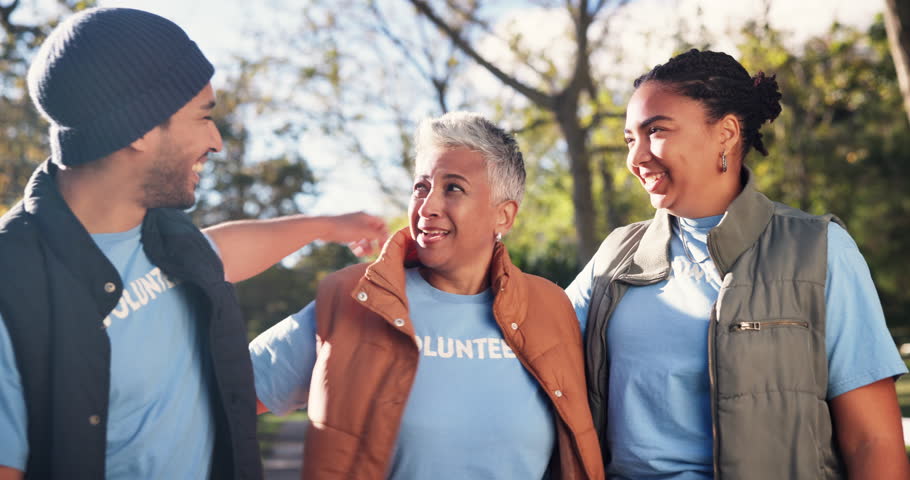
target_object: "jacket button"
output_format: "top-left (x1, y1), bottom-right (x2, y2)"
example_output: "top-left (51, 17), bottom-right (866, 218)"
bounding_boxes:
top-left (554, 390), bottom-right (563, 398)
top-left (510, 322), bottom-right (518, 330)
top-left (357, 291), bottom-right (368, 302)
top-left (103, 282), bottom-right (116, 293)
top-left (393, 318), bottom-right (405, 327)
top-left (88, 414), bottom-right (101, 426)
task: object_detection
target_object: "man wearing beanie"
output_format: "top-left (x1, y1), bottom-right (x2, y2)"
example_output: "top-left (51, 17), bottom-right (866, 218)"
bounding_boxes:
top-left (0, 7), bottom-right (387, 479)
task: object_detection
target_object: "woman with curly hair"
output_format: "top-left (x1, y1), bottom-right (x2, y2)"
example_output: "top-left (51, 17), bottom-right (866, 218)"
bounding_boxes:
top-left (568, 49), bottom-right (909, 479)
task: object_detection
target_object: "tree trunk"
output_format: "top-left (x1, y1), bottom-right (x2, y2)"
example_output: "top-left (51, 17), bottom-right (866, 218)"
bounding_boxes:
top-left (885, 0), bottom-right (910, 126)
top-left (556, 105), bottom-right (598, 265)
top-left (599, 156), bottom-right (623, 233)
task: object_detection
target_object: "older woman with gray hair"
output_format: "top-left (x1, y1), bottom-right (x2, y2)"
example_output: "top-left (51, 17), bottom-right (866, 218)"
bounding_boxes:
top-left (249, 112), bottom-right (604, 479)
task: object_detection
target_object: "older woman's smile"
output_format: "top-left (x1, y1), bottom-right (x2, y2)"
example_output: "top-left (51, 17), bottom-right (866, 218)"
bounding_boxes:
top-left (417, 226), bottom-right (451, 244)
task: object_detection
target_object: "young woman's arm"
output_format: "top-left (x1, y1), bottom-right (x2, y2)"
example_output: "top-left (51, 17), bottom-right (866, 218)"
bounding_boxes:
top-left (830, 378), bottom-right (909, 479)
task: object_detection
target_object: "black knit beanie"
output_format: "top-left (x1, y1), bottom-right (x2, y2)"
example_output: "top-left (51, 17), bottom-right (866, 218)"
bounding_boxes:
top-left (27, 8), bottom-right (214, 167)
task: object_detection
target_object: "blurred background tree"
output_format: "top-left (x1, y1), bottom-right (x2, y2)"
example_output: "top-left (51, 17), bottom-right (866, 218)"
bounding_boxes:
top-left (1, 0), bottom-right (908, 342)
top-left (0, 0), bottom-right (94, 214)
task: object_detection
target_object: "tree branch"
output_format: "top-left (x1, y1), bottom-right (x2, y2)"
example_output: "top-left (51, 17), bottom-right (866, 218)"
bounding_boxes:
top-left (0, 0), bottom-right (39, 36)
top-left (408, 0), bottom-right (555, 109)
top-left (511, 116), bottom-right (554, 134)
top-left (369, 3), bottom-right (434, 81)
top-left (589, 144), bottom-right (626, 155)
top-left (584, 109), bottom-right (624, 130)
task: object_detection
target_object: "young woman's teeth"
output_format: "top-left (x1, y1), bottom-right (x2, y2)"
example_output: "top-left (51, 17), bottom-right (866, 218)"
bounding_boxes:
top-left (644, 173), bottom-right (665, 187)
top-left (422, 229), bottom-right (448, 239)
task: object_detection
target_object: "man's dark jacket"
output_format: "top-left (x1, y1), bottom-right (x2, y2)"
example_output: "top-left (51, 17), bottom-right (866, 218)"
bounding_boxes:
top-left (0, 160), bottom-right (262, 479)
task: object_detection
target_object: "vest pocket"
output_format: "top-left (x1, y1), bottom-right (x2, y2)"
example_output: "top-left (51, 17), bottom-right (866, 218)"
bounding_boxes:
top-left (718, 317), bottom-right (815, 391)
top-left (715, 318), bottom-right (821, 478)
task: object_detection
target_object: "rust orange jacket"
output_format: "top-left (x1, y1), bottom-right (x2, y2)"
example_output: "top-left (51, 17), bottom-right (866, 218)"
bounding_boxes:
top-left (301, 229), bottom-right (605, 479)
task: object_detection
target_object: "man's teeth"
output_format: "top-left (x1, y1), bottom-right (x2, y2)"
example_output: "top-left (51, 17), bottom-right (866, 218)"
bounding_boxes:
top-left (192, 163), bottom-right (204, 173)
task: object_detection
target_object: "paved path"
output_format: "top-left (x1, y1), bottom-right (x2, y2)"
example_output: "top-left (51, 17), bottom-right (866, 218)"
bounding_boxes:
top-left (262, 420), bottom-right (307, 480)
top-left (260, 416), bottom-right (910, 475)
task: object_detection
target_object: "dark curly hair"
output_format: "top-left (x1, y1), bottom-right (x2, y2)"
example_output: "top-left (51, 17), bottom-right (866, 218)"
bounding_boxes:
top-left (634, 49), bottom-right (782, 158)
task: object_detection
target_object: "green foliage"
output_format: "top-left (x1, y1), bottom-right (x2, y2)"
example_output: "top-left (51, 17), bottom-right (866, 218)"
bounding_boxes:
top-left (739, 16), bottom-right (910, 338)
top-left (898, 358), bottom-right (910, 418)
top-left (238, 243), bottom-right (359, 339)
top-left (507, 156), bottom-right (580, 286)
top-left (0, 1), bottom-right (96, 214)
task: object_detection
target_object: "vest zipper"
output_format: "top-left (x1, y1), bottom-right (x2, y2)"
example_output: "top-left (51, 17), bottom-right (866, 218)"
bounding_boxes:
top-left (708, 306), bottom-right (720, 478)
top-left (729, 320), bottom-right (809, 332)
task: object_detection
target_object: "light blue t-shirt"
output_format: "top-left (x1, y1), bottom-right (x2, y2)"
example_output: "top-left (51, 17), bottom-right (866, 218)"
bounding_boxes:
top-left (0, 225), bottom-right (215, 478)
top-left (250, 267), bottom-right (556, 479)
top-left (566, 216), bottom-right (907, 480)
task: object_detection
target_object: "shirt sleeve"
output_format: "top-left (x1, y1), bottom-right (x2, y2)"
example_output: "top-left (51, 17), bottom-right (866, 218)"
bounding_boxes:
top-left (249, 301), bottom-right (319, 416)
top-left (565, 256), bottom-right (596, 338)
top-left (825, 223), bottom-right (908, 399)
top-left (0, 314), bottom-right (28, 470)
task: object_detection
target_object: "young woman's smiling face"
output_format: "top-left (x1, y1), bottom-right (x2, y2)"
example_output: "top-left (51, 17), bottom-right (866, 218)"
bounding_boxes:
top-left (408, 147), bottom-right (508, 294)
top-left (624, 81), bottom-right (733, 218)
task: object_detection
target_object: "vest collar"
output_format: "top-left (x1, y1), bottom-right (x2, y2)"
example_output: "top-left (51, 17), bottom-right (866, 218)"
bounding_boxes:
top-left (22, 161), bottom-right (126, 308)
top-left (355, 227), bottom-right (526, 332)
top-left (23, 160), bottom-right (90, 253)
top-left (619, 167), bottom-right (775, 282)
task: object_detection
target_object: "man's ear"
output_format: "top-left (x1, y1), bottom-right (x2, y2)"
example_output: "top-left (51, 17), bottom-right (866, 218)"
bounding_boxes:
top-left (495, 199), bottom-right (519, 237)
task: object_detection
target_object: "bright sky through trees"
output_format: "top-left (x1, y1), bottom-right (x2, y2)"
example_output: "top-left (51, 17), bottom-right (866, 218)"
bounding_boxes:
top-left (84, 0), bottom-right (886, 217)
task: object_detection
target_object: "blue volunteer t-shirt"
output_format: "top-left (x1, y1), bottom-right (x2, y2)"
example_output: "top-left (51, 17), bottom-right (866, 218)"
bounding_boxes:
top-left (0, 224), bottom-right (215, 477)
top-left (250, 267), bottom-right (556, 479)
top-left (565, 216), bottom-right (907, 480)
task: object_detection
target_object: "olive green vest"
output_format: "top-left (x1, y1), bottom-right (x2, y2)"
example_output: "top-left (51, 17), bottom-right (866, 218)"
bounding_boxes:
top-left (584, 170), bottom-right (846, 479)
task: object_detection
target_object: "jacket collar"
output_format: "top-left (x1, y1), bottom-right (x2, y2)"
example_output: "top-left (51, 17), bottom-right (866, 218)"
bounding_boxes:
top-left (619, 167), bottom-right (775, 283)
top-left (354, 227), bottom-right (527, 333)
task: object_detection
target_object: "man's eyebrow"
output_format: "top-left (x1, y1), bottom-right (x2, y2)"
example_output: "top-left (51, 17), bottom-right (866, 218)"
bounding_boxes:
top-left (624, 114), bottom-right (673, 134)
top-left (202, 100), bottom-right (216, 110)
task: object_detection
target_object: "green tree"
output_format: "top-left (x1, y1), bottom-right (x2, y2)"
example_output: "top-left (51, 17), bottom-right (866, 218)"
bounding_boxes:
top-left (884, 0), bottom-right (910, 126)
top-left (409, 0), bottom-right (630, 264)
top-left (739, 17), bottom-right (910, 337)
top-left (246, 1), bottom-right (640, 268)
top-left (0, 0), bottom-right (95, 214)
top-left (236, 243), bottom-right (359, 338)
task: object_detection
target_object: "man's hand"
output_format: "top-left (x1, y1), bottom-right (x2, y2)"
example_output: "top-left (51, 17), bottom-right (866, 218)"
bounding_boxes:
top-left (321, 212), bottom-right (389, 257)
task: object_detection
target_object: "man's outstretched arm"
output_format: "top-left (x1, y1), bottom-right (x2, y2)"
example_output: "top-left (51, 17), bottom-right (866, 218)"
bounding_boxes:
top-left (204, 212), bottom-right (388, 283)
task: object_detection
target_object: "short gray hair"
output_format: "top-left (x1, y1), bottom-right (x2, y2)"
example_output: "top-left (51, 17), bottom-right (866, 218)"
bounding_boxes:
top-left (414, 111), bottom-right (526, 205)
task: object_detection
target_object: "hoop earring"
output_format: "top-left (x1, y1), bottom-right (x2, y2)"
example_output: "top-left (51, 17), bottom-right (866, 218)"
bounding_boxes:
top-left (495, 232), bottom-right (502, 242)
top-left (721, 152), bottom-right (728, 173)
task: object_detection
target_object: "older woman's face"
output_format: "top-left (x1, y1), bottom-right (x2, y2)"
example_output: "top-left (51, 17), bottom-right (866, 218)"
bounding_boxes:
top-left (624, 81), bottom-right (728, 218)
top-left (409, 147), bottom-right (501, 286)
